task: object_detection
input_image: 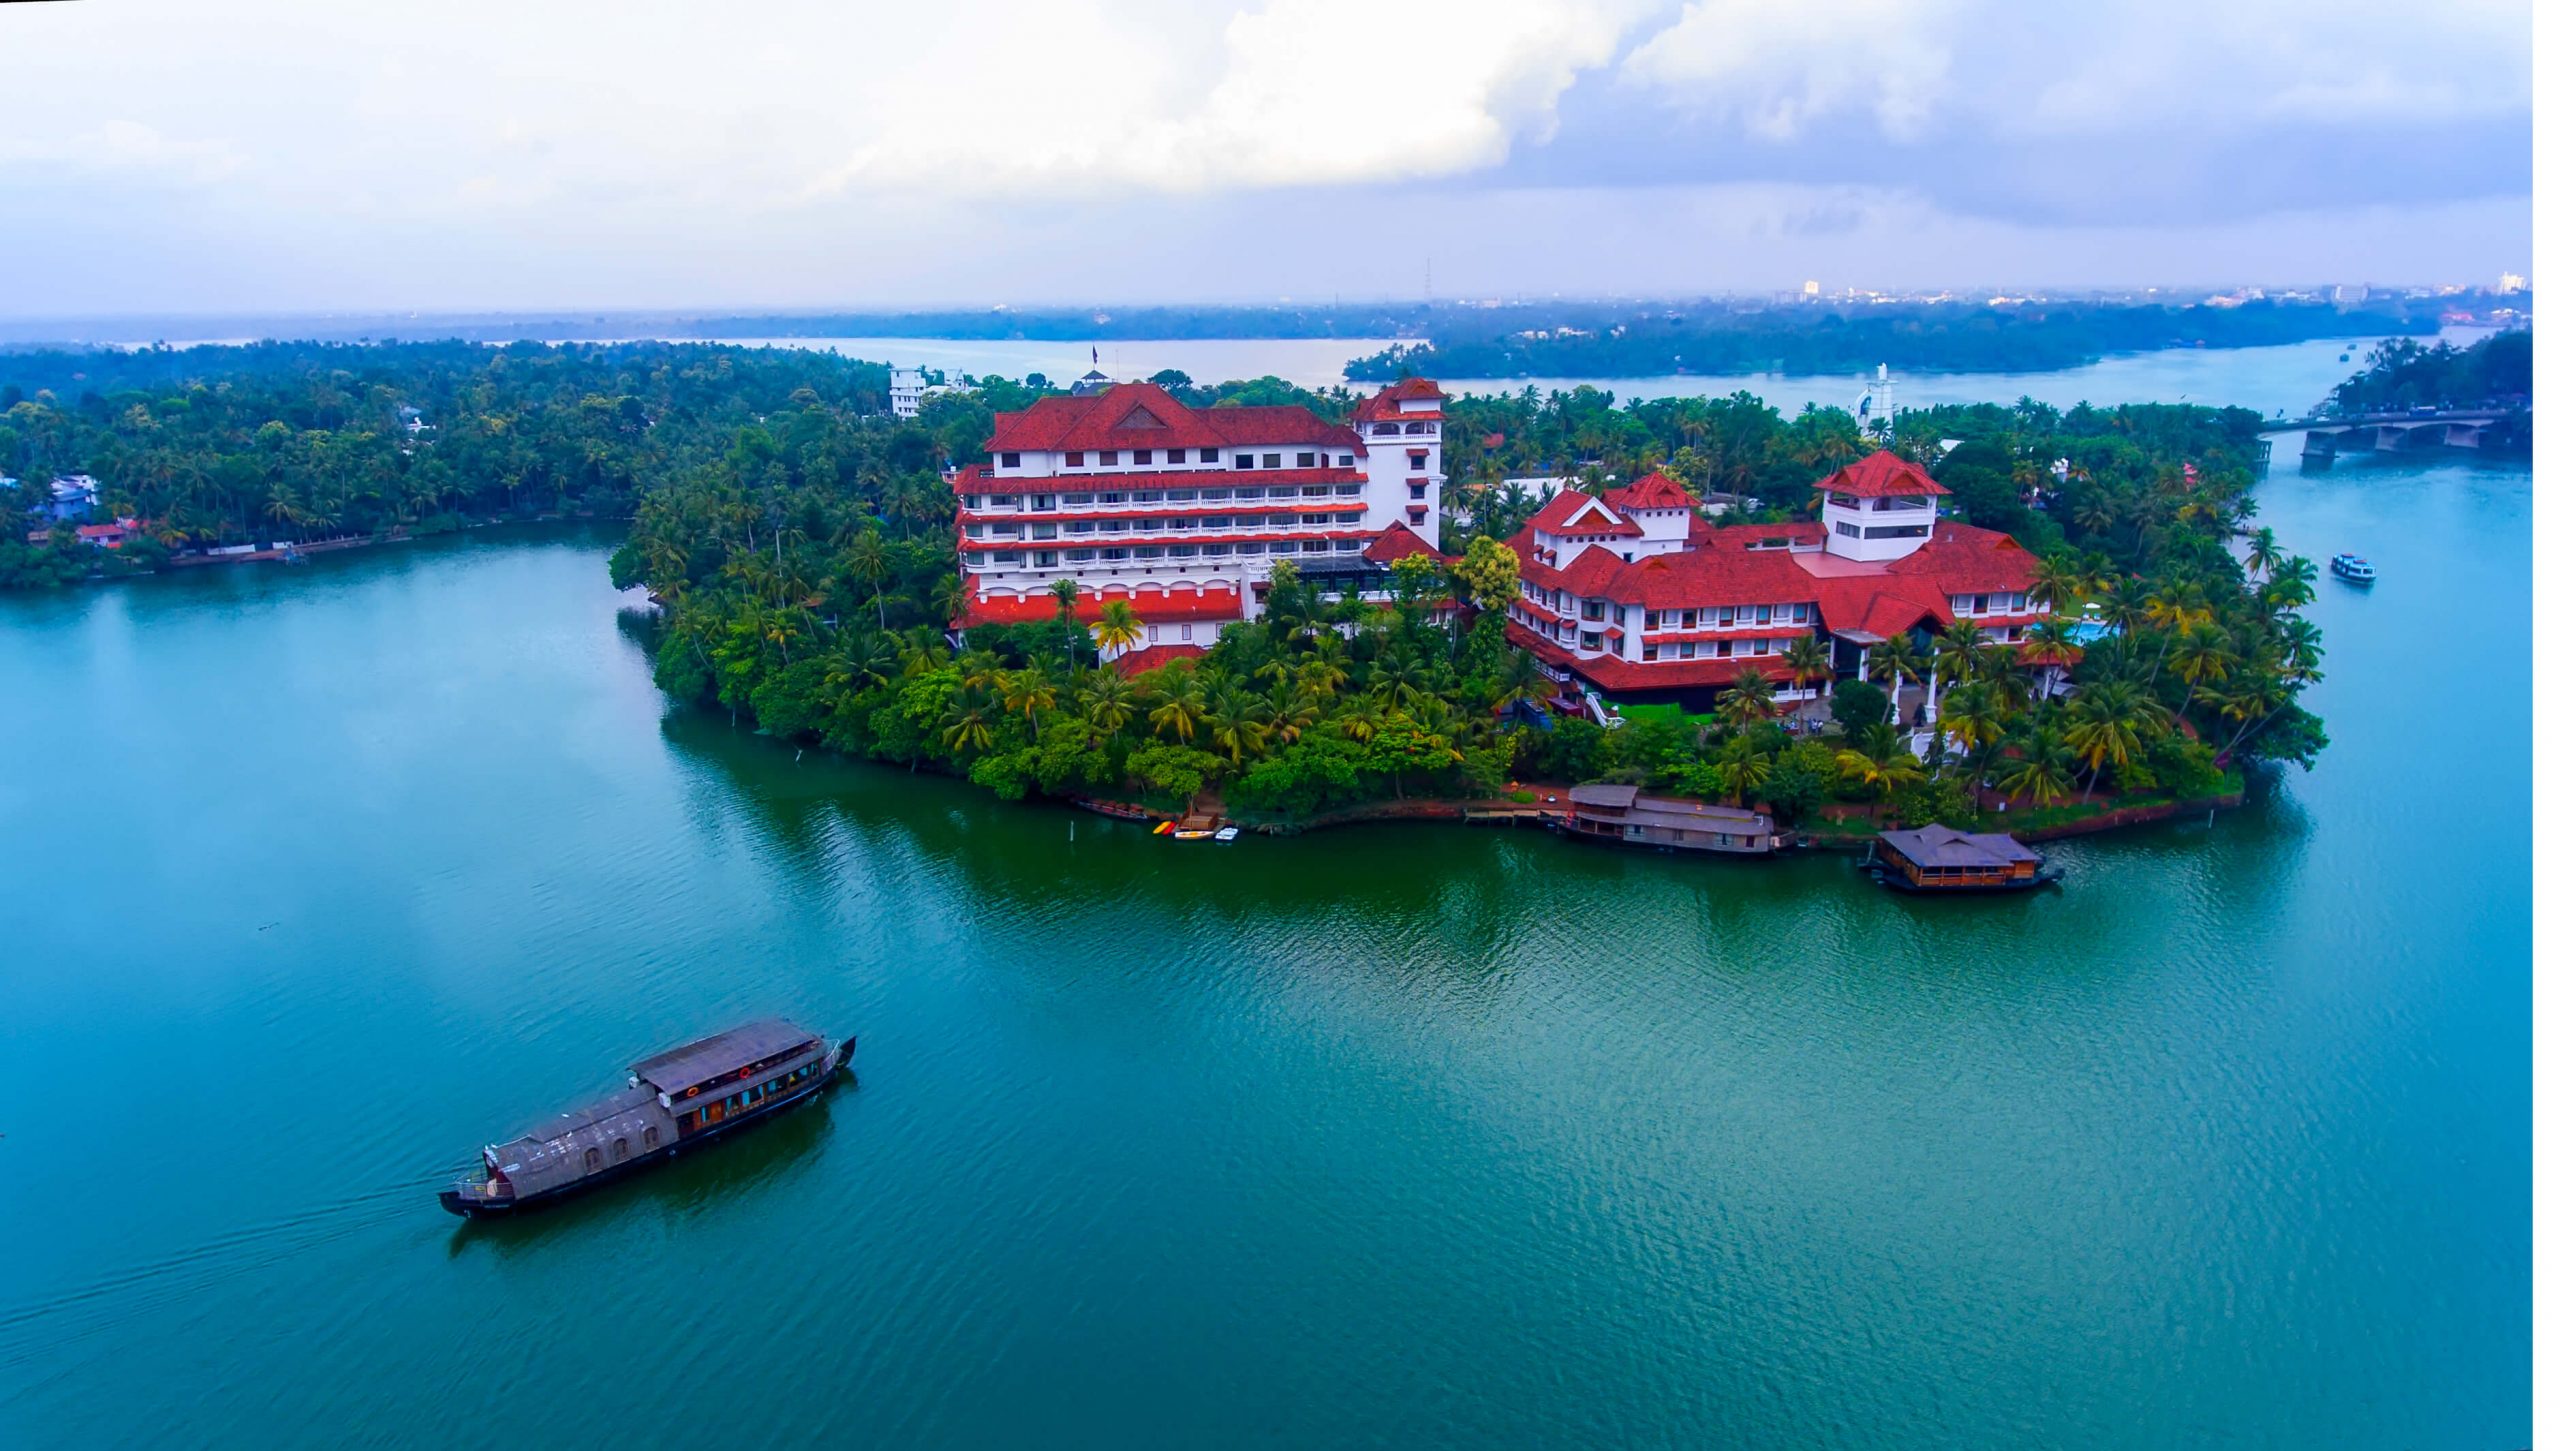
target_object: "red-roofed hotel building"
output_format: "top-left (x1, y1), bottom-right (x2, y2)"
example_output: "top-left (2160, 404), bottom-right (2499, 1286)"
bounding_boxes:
top-left (1505, 452), bottom-right (2049, 711)
top-left (951, 378), bottom-right (1447, 647)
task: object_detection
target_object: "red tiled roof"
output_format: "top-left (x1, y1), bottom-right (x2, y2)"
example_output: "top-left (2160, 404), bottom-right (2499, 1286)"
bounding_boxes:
top-left (1523, 491), bottom-right (1639, 539)
top-left (1882, 521), bottom-right (2040, 593)
top-left (1507, 623), bottom-right (1798, 693)
top-left (1109, 644), bottom-right (1207, 677)
top-left (956, 463), bottom-right (1364, 497)
top-left (1818, 452), bottom-right (1950, 499)
top-left (1602, 472), bottom-right (1698, 512)
top-left (1350, 377), bottom-right (1447, 423)
top-left (1362, 522), bottom-right (1445, 566)
top-left (961, 584), bottom-right (1243, 628)
top-left (985, 383), bottom-right (1358, 454)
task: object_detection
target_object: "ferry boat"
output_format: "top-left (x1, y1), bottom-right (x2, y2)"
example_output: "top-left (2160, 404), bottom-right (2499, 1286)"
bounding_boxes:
top-left (1864, 824), bottom-right (2060, 894)
top-left (2329, 552), bottom-right (2376, 585)
top-left (440, 1019), bottom-right (854, 1218)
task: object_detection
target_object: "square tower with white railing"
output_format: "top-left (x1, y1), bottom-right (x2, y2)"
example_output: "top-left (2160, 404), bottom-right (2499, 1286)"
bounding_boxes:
top-left (1350, 378), bottom-right (1446, 544)
top-left (1817, 452), bottom-right (1946, 563)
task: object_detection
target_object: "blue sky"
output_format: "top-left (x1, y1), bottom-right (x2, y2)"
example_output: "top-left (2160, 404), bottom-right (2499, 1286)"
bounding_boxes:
top-left (0, 0), bottom-right (2531, 316)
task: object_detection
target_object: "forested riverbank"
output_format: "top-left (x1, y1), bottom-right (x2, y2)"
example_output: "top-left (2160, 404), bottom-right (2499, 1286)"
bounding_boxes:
top-left (4, 338), bottom-right (2327, 832)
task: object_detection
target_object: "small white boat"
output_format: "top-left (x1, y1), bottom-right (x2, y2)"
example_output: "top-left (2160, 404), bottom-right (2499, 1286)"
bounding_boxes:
top-left (1213, 826), bottom-right (1239, 843)
top-left (2329, 552), bottom-right (2376, 585)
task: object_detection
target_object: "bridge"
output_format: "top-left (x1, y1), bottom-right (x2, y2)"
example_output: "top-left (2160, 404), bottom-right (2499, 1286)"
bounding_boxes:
top-left (2257, 406), bottom-right (2524, 466)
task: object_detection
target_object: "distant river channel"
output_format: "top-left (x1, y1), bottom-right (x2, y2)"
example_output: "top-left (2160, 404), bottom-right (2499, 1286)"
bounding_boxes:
top-left (0, 343), bottom-right (2528, 1446)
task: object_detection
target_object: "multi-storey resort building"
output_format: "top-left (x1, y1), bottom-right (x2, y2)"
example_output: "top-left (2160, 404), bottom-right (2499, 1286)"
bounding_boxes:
top-left (951, 378), bottom-right (1448, 649)
top-left (1505, 452), bottom-right (2047, 711)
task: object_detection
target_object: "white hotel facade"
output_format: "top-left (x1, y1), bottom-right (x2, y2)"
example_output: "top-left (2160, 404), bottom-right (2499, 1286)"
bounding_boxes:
top-left (951, 378), bottom-right (1449, 646)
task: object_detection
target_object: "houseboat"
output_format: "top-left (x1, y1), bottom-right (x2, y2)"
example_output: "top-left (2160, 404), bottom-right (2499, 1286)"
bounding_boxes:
top-left (2329, 552), bottom-right (2376, 585)
top-left (1553, 783), bottom-right (1780, 855)
top-left (440, 1019), bottom-right (854, 1218)
top-left (1864, 823), bottom-right (2059, 894)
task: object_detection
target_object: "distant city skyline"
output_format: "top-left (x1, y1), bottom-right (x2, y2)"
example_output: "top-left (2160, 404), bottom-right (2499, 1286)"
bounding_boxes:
top-left (0, 1), bottom-right (2530, 317)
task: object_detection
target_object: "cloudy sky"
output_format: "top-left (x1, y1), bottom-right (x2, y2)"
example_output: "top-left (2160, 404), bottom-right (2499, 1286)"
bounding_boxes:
top-left (1, 0), bottom-right (2532, 316)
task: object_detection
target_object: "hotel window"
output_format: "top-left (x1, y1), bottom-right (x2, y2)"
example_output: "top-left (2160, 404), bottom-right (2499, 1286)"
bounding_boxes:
top-left (1297, 451), bottom-right (1317, 468)
top-left (1066, 521), bottom-right (1094, 535)
top-left (1677, 643), bottom-right (1696, 660)
top-left (1065, 452), bottom-right (1085, 467)
top-left (1099, 491), bottom-right (1125, 504)
top-left (1408, 451), bottom-right (1427, 469)
top-left (1338, 454), bottom-right (1355, 466)
top-left (1408, 483), bottom-right (1427, 500)
top-left (1835, 521), bottom-right (1863, 538)
top-left (1717, 607), bottom-right (1735, 626)
top-left (1169, 545), bottom-right (1199, 558)
top-left (1643, 644), bottom-right (1660, 661)
top-left (1101, 548), bottom-right (1130, 562)
top-left (1101, 519), bottom-right (1127, 533)
top-left (1645, 610), bottom-right (1661, 628)
top-left (1755, 605), bottom-right (1772, 624)
top-left (1031, 494), bottom-right (1056, 511)
top-left (1262, 453), bottom-right (1281, 468)
top-left (1716, 640), bottom-right (1732, 657)
top-left (1100, 451), bottom-right (1119, 465)
top-left (1233, 487), bottom-right (1263, 501)
top-left (1133, 449), bottom-right (1153, 465)
top-left (1034, 551), bottom-right (1058, 567)
top-left (993, 551), bottom-right (1022, 565)
top-left (1135, 490), bottom-right (1164, 503)
top-left (1000, 452), bottom-right (1021, 468)
top-left (1335, 540), bottom-right (1361, 552)
top-left (1169, 449), bottom-right (1188, 464)
top-left (1168, 490), bottom-right (1197, 502)
top-left (1198, 487), bottom-right (1228, 501)
top-left (1580, 631), bottom-right (1602, 650)
top-left (1203, 544), bottom-right (1232, 557)
top-left (1065, 493), bottom-right (1093, 507)
top-left (1336, 512), bottom-right (1362, 526)
top-left (1200, 449), bottom-right (1219, 463)
top-left (1180, 625), bottom-right (1195, 642)
top-left (1134, 545), bottom-right (1165, 559)
top-left (1067, 549), bottom-right (1096, 563)
top-left (1030, 524), bottom-right (1057, 540)
top-left (1269, 541), bottom-right (1298, 554)
top-left (1234, 454), bottom-right (1255, 470)
top-left (1236, 542), bottom-right (1264, 554)
top-left (1334, 483), bottom-right (1362, 496)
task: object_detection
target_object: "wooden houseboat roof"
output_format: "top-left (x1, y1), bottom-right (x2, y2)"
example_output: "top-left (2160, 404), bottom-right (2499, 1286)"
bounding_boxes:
top-left (488, 1084), bottom-right (668, 1174)
top-left (1878, 823), bottom-right (2041, 869)
top-left (630, 1019), bottom-right (818, 1094)
top-left (1568, 783), bottom-right (1772, 833)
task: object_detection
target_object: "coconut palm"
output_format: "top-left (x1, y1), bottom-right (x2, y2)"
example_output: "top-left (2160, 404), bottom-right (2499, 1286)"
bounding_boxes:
top-left (1145, 672), bottom-right (1207, 744)
top-left (1781, 634), bottom-right (1832, 702)
top-left (1090, 599), bottom-right (1145, 661)
top-left (2261, 555), bottom-right (2318, 611)
top-left (1718, 736), bottom-right (1774, 806)
top-left (1078, 669), bottom-right (1137, 739)
top-left (1833, 739), bottom-right (1926, 816)
top-left (938, 702), bottom-right (996, 757)
top-left (1490, 648), bottom-right (1557, 717)
top-left (2242, 526), bottom-right (2283, 581)
top-left (2026, 549), bottom-right (2083, 613)
top-left (999, 664), bottom-right (1057, 741)
top-left (2016, 618), bottom-right (2083, 701)
top-left (2164, 620), bottom-right (2237, 720)
top-left (1995, 726), bottom-right (2078, 806)
top-left (1864, 632), bottom-right (1922, 726)
top-left (1202, 683), bottom-right (1273, 765)
top-left (845, 528), bottom-right (891, 630)
top-left (1333, 693), bottom-right (1387, 744)
top-left (1926, 620), bottom-right (1985, 722)
top-left (2140, 577), bottom-right (2214, 636)
top-left (1937, 681), bottom-right (2007, 757)
top-left (1720, 668), bottom-right (1779, 726)
top-left (2061, 681), bottom-right (2167, 799)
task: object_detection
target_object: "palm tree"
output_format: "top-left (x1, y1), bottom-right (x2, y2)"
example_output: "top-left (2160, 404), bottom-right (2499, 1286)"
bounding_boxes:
top-left (841, 531), bottom-right (891, 623)
top-left (2141, 577), bottom-right (2214, 636)
top-left (1049, 579), bottom-right (1084, 664)
top-left (1834, 740), bottom-right (1926, 819)
top-left (1269, 684), bottom-right (1323, 746)
top-left (1090, 599), bottom-right (1145, 661)
top-left (1370, 650), bottom-right (1432, 708)
top-left (2061, 681), bottom-right (2166, 800)
top-left (2242, 526), bottom-right (2283, 581)
top-left (1720, 668), bottom-right (1779, 726)
top-left (1719, 736), bottom-right (1774, 806)
top-left (939, 702), bottom-right (996, 757)
top-left (1781, 634), bottom-right (1831, 703)
top-left (1297, 635), bottom-right (1351, 698)
top-left (1078, 670), bottom-right (1138, 739)
top-left (1865, 632), bottom-right (1922, 726)
top-left (999, 664), bottom-right (1058, 741)
top-left (1334, 693), bottom-right (1387, 744)
top-left (1490, 648), bottom-right (1557, 717)
top-left (1145, 672), bottom-right (1207, 744)
top-left (1995, 726), bottom-right (2078, 807)
top-left (1202, 683), bottom-right (1272, 765)
top-left (956, 648), bottom-right (1005, 696)
top-left (1927, 620), bottom-right (1985, 722)
top-left (2261, 555), bottom-right (2318, 611)
top-left (2026, 548), bottom-right (2083, 613)
top-left (2017, 618), bottom-right (2082, 701)
top-left (2164, 620), bottom-right (2236, 720)
top-left (1937, 681), bottom-right (2007, 757)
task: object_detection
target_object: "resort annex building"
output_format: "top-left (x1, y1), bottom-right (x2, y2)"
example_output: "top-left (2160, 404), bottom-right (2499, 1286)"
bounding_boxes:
top-left (950, 378), bottom-right (1448, 648)
top-left (1505, 452), bottom-right (2048, 711)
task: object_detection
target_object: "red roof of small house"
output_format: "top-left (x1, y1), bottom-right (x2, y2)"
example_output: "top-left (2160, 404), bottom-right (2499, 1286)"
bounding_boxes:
top-left (1362, 522), bottom-right (1445, 566)
top-left (1350, 377), bottom-right (1447, 423)
top-left (1819, 452), bottom-right (1950, 500)
top-left (1506, 623), bottom-right (1810, 694)
top-left (1109, 644), bottom-right (1207, 677)
top-left (984, 383), bottom-right (1357, 455)
top-left (1601, 472), bottom-right (1698, 512)
top-left (1522, 491), bottom-right (1640, 539)
top-left (74, 523), bottom-right (128, 541)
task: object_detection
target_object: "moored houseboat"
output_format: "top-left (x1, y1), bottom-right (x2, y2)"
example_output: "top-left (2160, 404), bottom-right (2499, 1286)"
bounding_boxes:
top-left (440, 1019), bottom-right (853, 1218)
top-left (1865, 823), bottom-right (2059, 893)
top-left (1553, 783), bottom-right (1780, 856)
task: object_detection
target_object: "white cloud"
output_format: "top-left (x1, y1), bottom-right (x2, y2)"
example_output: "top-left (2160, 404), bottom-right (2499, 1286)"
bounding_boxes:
top-left (819, 0), bottom-right (1659, 196)
top-left (1621, 0), bottom-right (2529, 141)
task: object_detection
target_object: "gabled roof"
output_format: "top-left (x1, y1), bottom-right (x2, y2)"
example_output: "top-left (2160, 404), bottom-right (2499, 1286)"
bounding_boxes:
top-left (1879, 823), bottom-right (2041, 869)
top-left (1362, 522), bottom-right (1445, 566)
top-left (985, 383), bottom-right (1358, 454)
top-left (631, 1020), bottom-right (819, 1095)
top-left (1820, 452), bottom-right (1950, 499)
top-left (1602, 472), bottom-right (1698, 512)
top-left (1350, 377), bottom-right (1447, 422)
top-left (1523, 491), bottom-right (1640, 539)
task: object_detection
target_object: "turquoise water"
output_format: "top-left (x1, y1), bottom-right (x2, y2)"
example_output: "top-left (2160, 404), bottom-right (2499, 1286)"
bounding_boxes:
top-left (0, 453), bottom-right (2529, 1447)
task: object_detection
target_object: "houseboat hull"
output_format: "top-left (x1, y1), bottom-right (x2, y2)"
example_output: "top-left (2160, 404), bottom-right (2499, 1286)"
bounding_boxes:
top-left (441, 1037), bottom-right (853, 1219)
top-left (1548, 820), bottom-right (1782, 857)
top-left (1870, 865), bottom-right (2065, 895)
